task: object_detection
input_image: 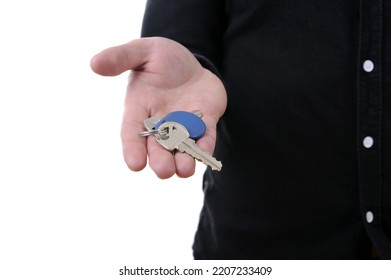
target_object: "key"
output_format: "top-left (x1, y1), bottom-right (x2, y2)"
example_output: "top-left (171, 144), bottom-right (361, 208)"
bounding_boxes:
top-left (138, 116), bottom-right (161, 137)
top-left (154, 111), bottom-right (206, 140)
top-left (156, 121), bottom-right (222, 171)
top-left (139, 111), bottom-right (205, 140)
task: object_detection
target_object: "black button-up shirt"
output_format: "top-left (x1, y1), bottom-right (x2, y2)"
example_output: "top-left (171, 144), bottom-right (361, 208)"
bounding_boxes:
top-left (141, 0), bottom-right (391, 259)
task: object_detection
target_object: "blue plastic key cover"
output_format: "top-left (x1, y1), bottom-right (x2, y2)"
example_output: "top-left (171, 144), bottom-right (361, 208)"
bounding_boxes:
top-left (154, 111), bottom-right (206, 140)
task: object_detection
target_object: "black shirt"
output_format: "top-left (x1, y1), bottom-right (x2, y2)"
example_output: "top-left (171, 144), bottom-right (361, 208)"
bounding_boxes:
top-left (141, 0), bottom-right (391, 259)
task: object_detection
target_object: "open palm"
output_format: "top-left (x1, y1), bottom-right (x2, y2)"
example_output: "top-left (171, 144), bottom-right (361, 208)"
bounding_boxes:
top-left (91, 37), bottom-right (227, 178)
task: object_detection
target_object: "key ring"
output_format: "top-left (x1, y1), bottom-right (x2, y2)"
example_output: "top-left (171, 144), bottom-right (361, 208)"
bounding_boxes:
top-left (138, 127), bottom-right (167, 137)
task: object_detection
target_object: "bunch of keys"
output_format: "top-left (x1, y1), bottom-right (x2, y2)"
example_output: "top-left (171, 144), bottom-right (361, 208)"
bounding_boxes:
top-left (138, 111), bottom-right (222, 171)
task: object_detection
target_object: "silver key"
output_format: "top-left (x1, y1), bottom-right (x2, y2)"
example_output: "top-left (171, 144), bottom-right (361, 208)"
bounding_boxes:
top-left (138, 116), bottom-right (162, 137)
top-left (138, 110), bottom-right (202, 137)
top-left (144, 116), bottom-right (159, 131)
top-left (156, 121), bottom-right (222, 171)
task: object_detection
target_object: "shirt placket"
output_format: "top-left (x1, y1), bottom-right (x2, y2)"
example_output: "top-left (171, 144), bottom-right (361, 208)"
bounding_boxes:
top-left (357, 0), bottom-right (391, 258)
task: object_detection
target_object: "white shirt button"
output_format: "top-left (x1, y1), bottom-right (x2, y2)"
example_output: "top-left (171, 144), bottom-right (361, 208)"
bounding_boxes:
top-left (366, 211), bottom-right (374, 223)
top-left (363, 60), bottom-right (374, 72)
top-left (363, 136), bottom-right (374, 148)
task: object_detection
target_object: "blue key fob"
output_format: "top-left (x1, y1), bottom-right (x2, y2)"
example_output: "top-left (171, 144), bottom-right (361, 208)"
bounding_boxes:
top-left (154, 111), bottom-right (206, 140)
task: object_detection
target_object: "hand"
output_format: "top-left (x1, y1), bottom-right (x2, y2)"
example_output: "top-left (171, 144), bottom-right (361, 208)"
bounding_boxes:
top-left (90, 37), bottom-right (227, 178)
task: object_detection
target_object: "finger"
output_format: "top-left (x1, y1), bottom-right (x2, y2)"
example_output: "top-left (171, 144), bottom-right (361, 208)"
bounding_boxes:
top-left (90, 39), bottom-right (152, 76)
top-left (147, 135), bottom-right (176, 179)
top-left (121, 104), bottom-right (148, 171)
top-left (174, 152), bottom-right (196, 178)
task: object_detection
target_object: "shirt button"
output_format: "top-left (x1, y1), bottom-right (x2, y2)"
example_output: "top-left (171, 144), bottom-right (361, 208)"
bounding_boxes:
top-left (366, 211), bottom-right (374, 223)
top-left (363, 136), bottom-right (374, 148)
top-left (363, 60), bottom-right (374, 72)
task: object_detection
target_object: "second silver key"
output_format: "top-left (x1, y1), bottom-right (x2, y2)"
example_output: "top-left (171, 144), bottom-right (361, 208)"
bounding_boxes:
top-left (156, 121), bottom-right (222, 171)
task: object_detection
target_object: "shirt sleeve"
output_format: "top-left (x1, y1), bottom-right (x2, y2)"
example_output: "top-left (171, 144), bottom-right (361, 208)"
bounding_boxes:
top-left (141, 0), bottom-right (226, 76)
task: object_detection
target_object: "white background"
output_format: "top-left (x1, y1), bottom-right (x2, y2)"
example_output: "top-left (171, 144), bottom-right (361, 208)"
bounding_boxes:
top-left (0, 1), bottom-right (205, 279)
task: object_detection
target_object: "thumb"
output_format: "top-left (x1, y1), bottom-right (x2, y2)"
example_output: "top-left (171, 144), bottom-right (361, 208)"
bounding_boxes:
top-left (90, 39), bottom-right (151, 76)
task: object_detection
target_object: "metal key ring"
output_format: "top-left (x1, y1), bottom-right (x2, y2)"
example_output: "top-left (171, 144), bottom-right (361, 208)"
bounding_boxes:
top-left (138, 128), bottom-right (168, 137)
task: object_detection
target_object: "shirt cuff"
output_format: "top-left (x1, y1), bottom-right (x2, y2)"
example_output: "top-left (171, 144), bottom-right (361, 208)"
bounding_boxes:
top-left (193, 53), bottom-right (223, 81)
